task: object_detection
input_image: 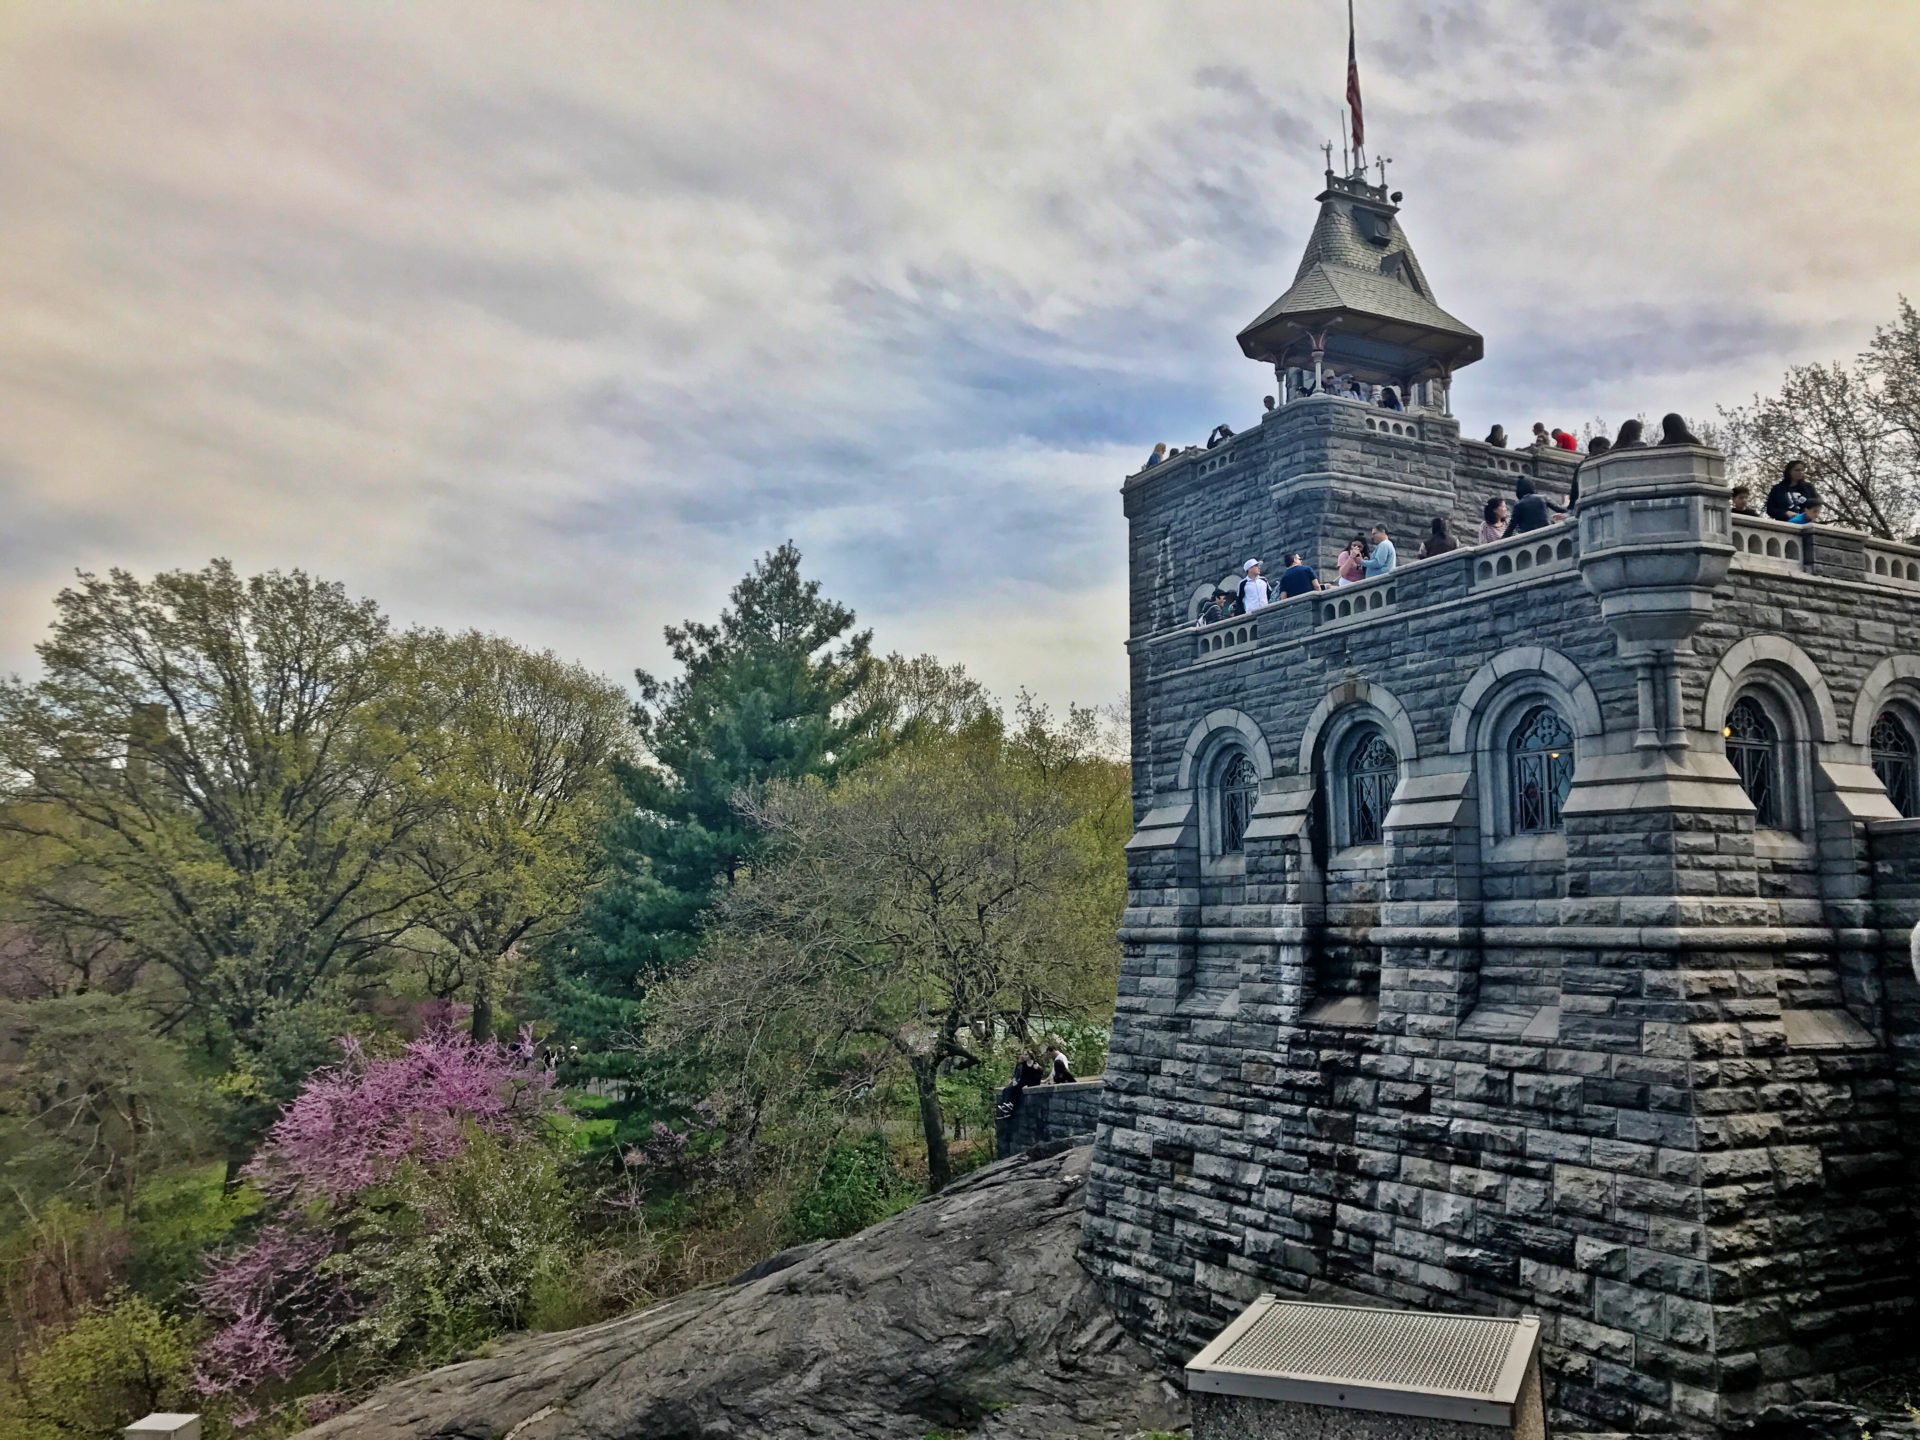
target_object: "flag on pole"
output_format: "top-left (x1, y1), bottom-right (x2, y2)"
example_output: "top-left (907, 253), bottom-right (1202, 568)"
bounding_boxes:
top-left (1346, 0), bottom-right (1365, 151)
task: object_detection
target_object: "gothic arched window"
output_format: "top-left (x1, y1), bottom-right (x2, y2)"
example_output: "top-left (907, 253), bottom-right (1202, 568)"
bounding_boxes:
top-left (1343, 731), bottom-right (1398, 846)
top-left (1871, 710), bottom-right (1919, 819)
top-left (1217, 752), bottom-right (1258, 855)
top-left (1509, 705), bottom-right (1575, 834)
top-left (1724, 696), bottom-right (1781, 827)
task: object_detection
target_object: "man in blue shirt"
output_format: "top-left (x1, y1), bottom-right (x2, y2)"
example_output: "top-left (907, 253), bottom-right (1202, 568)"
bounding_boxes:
top-left (1277, 551), bottom-right (1321, 597)
top-left (1363, 525), bottom-right (1397, 577)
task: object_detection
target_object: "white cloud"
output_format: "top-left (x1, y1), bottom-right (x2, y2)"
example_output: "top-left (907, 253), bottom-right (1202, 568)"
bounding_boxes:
top-left (0, 0), bottom-right (1915, 709)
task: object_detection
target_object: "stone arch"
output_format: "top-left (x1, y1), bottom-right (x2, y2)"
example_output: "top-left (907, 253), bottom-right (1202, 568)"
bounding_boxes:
top-left (1448, 646), bottom-right (1604, 754)
top-left (1701, 636), bottom-right (1839, 743)
top-left (1850, 654), bottom-right (1920, 745)
top-left (1177, 708), bottom-right (1273, 790)
top-left (1296, 678), bottom-right (1419, 774)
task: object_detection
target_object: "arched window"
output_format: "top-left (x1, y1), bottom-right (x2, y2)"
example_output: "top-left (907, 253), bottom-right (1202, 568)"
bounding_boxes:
top-left (1344, 731), bottom-right (1398, 846)
top-left (1217, 752), bottom-right (1258, 855)
top-left (1724, 696), bottom-right (1780, 827)
top-left (1509, 705), bottom-right (1574, 834)
top-left (1871, 710), bottom-right (1919, 818)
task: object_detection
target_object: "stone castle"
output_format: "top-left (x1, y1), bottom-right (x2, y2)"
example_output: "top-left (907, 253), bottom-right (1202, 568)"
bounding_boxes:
top-left (1075, 158), bottom-right (1920, 1433)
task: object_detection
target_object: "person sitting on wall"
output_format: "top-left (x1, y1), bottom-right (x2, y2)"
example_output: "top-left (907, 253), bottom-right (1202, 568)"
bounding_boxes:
top-left (1195, 588), bottom-right (1232, 626)
top-left (1479, 496), bottom-right (1510, 544)
top-left (1206, 423), bottom-right (1235, 448)
top-left (1530, 422), bottom-right (1552, 448)
top-left (1552, 428), bottom-right (1579, 451)
top-left (1731, 485), bottom-right (1758, 516)
top-left (1047, 1043), bottom-right (1076, 1084)
top-left (1363, 524), bottom-right (1398, 577)
top-left (1485, 424), bottom-right (1509, 448)
top-left (1789, 496), bottom-right (1826, 526)
top-left (1336, 535), bottom-right (1368, 585)
top-left (1419, 516), bottom-right (1457, 558)
top-left (1237, 559), bottom-right (1271, 613)
top-left (1278, 551), bottom-right (1322, 596)
top-left (994, 1051), bottom-right (1050, 1120)
top-left (1765, 460), bottom-right (1818, 522)
top-left (1145, 442), bottom-right (1167, 468)
top-left (1507, 477), bottom-right (1563, 535)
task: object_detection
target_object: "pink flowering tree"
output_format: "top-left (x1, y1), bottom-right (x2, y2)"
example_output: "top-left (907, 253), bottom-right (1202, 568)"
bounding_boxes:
top-left (195, 1025), bottom-right (562, 1412)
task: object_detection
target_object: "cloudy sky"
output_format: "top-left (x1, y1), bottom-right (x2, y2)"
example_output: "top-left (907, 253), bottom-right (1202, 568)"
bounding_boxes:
top-left (3, 2), bottom-right (1916, 711)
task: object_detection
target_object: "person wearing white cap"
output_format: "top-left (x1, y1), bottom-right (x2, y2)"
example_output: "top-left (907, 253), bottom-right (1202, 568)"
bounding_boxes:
top-left (1237, 558), bottom-right (1270, 614)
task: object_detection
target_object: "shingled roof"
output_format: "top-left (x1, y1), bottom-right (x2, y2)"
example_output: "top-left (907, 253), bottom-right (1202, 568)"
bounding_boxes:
top-left (1238, 172), bottom-right (1483, 382)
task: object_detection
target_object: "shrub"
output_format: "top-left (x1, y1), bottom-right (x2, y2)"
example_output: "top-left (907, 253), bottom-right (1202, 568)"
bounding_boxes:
top-left (786, 1133), bottom-right (918, 1243)
top-left (7, 1294), bottom-right (199, 1439)
top-left (323, 1129), bottom-right (579, 1371)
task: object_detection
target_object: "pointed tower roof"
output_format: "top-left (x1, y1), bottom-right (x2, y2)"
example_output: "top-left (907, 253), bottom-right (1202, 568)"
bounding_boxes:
top-left (1238, 169), bottom-right (1482, 384)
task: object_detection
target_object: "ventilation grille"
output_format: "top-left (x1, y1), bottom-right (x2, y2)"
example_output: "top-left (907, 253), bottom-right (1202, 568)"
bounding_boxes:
top-left (1187, 1298), bottom-right (1539, 1421)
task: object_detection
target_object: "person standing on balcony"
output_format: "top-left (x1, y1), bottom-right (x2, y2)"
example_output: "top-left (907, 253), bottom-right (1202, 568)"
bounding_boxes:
top-left (1419, 516), bottom-right (1457, 557)
top-left (1479, 496), bottom-right (1510, 544)
top-left (1765, 460), bottom-right (1818, 522)
top-left (1363, 525), bottom-right (1397, 577)
top-left (1237, 559), bottom-right (1271, 613)
top-left (1337, 536), bottom-right (1368, 585)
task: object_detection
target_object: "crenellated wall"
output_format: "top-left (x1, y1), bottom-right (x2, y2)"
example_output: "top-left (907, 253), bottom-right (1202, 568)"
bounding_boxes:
top-left (1086, 430), bottom-right (1920, 1435)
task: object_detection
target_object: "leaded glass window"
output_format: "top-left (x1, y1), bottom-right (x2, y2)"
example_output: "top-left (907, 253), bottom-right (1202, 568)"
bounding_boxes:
top-left (1509, 705), bottom-right (1574, 834)
top-left (1345, 732), bottom-right (1397, 846)
top-left (1724, 696), bottom-right (1780, 827)
top-left (1218, 753), bottom-right (1257, 855)
top-left (1871, 710), bottom-right (1918, 819)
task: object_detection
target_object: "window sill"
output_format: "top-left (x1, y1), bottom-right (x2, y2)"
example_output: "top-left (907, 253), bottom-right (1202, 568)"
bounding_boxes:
top-left (1753, 829), bottom-right (1813, 861)
top-left (1486, 832), bottom-right (1567, 864)
top-left (1328, 844), bottom-right (1387, 872)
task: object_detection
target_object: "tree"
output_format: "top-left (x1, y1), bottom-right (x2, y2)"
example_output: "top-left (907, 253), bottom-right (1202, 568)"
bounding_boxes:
top-left (388, 631), bottom-right (629, 1039)
top-left (1, 1293), bottom-right (199, 1440)
top-left (0, 562), bottom-right (445, 1048)
top-left (653, 704), bottom-right (1126, 1190)
top-left (1718, 295), bottom-right (1920, 539)
top-left (0, 994), bottom-right (206, 1225)
top-left (857, 652), bottom-right (994, 743)
top-left (557, 544), bottom-right (878, 1095)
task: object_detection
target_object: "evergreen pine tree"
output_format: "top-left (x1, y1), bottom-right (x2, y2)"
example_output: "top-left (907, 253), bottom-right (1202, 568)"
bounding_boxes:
top-left (552, 543), bottom-right (877, 1106)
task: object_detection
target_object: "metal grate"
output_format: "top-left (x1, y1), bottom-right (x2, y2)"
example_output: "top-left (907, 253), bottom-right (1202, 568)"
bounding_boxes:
top-left (1214, 1301), bottom-right (1511, 1392)
top-left (1187, 1298), bottom-right (1540, 1423)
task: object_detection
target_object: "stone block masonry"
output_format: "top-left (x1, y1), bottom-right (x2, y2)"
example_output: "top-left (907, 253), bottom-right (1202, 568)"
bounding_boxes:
top-left (1084, 411), bottom-right (1920, 1435)
top-left (997, 1079), bottom-right (1104, 1154)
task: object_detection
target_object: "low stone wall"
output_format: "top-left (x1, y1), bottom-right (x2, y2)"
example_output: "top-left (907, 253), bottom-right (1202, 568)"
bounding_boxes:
top-left (996, 1079), bottom-right (1105, 1154)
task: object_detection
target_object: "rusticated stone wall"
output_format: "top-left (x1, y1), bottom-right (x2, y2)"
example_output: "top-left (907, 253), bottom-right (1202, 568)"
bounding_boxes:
top-left (996, 1078), bottom-right (1106, 1154)
top-left (1086, 416), bottom-right (1920, 1435)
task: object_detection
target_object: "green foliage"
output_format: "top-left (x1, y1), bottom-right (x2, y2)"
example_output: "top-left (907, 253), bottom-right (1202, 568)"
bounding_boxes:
top-left (2, 1294), bottom-right (199, 1440)
top-left (786, 1134), bottom-right (919, 1243)
top-left (326, 1129), bottom-right (579, 1373)
top-left (570, 541), bottom-right (878, 1004)
top-left (0, 993), bottom-right (208, 1225)
top-left (385, 629), bottom-right (629, 1039)
top-left (125, 1163), bottom-right (261, 1304)
top-left (656, 691), bottom-right (1127, 1189)
top-left (0, 561), bottom-right (436, 1047)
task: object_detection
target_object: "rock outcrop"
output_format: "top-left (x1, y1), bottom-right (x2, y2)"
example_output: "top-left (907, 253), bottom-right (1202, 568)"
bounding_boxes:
top-left (298, 1142), bottom-right (1184, 1439)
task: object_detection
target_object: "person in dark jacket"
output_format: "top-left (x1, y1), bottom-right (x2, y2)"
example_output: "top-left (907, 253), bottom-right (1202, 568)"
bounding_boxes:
top-left (1508, 477), bottom-right (1563, 535)
top-left (995, 1052), bottom-right (1049, 1118)
top-left (1485, 424), bottom-right (1509, 447)
top-left (1765, 460), bottom-right (1817, 522)
top-left (1195, 588), bottom-right (1232, 626)
top-left (1419, 516), bottom-right (1457, 558)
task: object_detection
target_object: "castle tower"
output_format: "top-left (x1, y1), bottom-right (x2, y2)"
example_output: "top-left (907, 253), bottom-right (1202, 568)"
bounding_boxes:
top-left (1081, 147), bottom-right (1920, 1433)
top-left (1240, 164), bottom-right (1482, 414)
